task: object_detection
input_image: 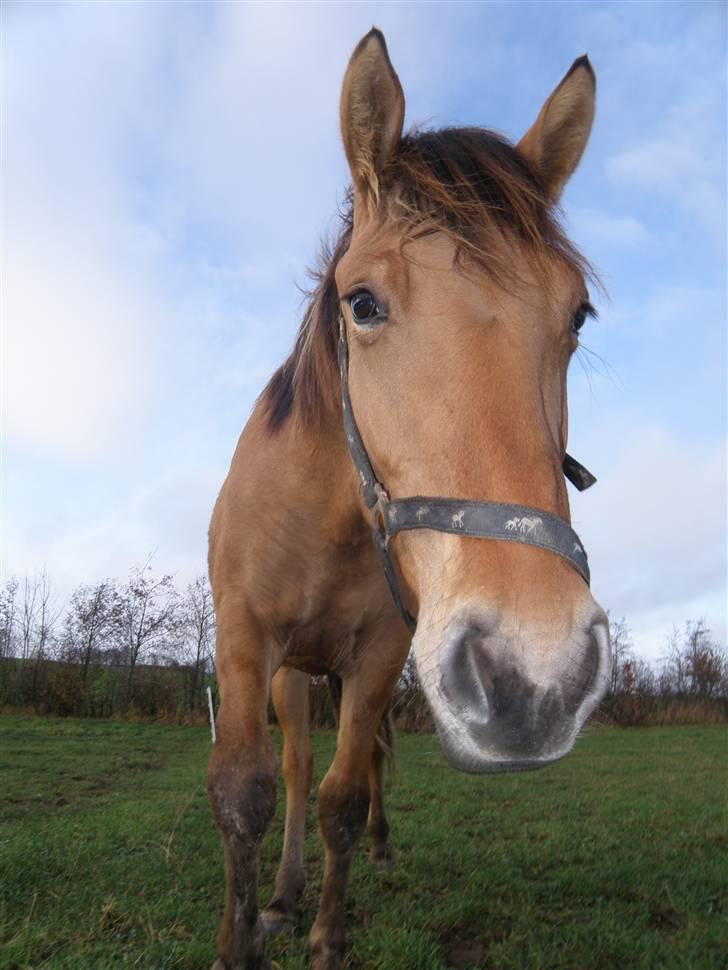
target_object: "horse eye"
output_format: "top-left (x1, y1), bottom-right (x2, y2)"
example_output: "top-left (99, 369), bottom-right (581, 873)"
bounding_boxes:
top-left (570, 302), bottom-right (592, 335)
top-left (349, 291), bottom-right (384, 325)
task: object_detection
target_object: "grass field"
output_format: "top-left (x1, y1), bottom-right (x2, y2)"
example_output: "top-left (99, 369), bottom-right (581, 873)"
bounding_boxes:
top-left (1, 717), bottom-right (726, 969)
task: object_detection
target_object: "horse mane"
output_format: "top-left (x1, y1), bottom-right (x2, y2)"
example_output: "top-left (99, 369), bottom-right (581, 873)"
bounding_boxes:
top-left (261, 127), bottom-right (592, 434)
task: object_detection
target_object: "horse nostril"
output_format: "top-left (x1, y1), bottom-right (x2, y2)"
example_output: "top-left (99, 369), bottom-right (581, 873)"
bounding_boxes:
top-left (440, 636), bottom-right (481, 713)
top-left (439, 620), bottom-right (498, 720)
top-left (563, 621), bottom-right (604, 714)
top-left (439, 618), bottom-right (537, 739)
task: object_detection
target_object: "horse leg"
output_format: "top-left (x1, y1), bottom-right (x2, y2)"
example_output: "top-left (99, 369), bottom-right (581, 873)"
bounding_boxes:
top-left (261, 667), bottom-right (313, 936)
top-left (309, 659), bottom-right (402, 970)
top-left (367, 714), bottom-right (394, 867)
top-left (207, 609), bottom-right (279, 970)
top-left (324, 673), bottom-right (394, 864)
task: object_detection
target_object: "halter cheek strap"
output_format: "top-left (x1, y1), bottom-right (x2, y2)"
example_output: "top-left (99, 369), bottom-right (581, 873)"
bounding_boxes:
top-left (337, 317), bottom-right (595, 633)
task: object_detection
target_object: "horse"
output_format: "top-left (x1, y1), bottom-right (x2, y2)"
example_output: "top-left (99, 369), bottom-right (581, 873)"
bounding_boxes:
top-left (207, 27), bottom-right (612, 970)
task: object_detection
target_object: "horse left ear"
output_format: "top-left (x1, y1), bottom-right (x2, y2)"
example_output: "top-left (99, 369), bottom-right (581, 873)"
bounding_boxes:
top-left (340, 28), bottom-right (405, 209)
top-left (516, 56), bottom-right (596, 199)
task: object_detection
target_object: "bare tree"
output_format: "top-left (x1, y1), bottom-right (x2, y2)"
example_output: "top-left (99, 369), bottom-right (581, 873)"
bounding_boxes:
top-left (19, 573), bottom-right (40, 663)
top-left (660, 620), bottom-right (727, 698)
top-left (32, 569), bottom-right (60, 699)
top-left (179, 575), bottom-right (216, 710)
top-left (0, 578), bottom-right (19, 661)
top-left (62, 580), bottom-right (119, 682)
top-left (619, 655), bottom-right (656, 696)
top-left (660, 626), bottom-right (686, 695)
top-left (12, 569), bottom-right (62, 702)
top-left (682, 620), bottom-right (725, 698)
top-left (608, 613), bottom-right (634, 694)
top-left (116, 560), bottom-right (177, 701)
top-left (0, 578), bottom-right (19, 699)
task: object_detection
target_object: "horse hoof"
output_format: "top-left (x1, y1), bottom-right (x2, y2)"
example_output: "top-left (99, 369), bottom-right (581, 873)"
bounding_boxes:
top-left (261, 906), bottom-right (296, 938)
top-left (369, 846), bottom-right (395, 868)
top-left (211, 958), bottom-right (272, 970)
top-left (310, 944), bottom-right (343, 970)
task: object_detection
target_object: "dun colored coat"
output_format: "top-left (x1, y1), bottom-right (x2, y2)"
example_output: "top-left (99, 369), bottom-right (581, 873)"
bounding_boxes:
top-left (207, 28), bottom-right (611, 970)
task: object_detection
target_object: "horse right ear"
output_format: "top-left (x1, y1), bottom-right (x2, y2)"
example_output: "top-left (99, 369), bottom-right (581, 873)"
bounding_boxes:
top-left (516, 56), bottom-right (596, 200)
top-left (340, 28), bottom-right (405, 211)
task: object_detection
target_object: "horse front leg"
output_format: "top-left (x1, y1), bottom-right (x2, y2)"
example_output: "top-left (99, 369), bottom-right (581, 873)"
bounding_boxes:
top-left (309, 634), bottom-right (407, 970)
top-left (367, 715), bottom-right (395, 867)
top-left (207, 607), bottom-right (279, 970)
top-left (261, 667), bottom-right (314, 936)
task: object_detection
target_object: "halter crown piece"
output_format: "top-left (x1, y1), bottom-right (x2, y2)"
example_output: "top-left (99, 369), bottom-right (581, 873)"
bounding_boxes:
top-left (337, 316), bottom-right (596, 633)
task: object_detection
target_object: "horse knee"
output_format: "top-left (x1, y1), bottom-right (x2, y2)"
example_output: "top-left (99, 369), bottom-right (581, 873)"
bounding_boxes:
top-left (318, 779), bottom-right (370, 856)
top-left (208, 753), bottom-right (278, 844)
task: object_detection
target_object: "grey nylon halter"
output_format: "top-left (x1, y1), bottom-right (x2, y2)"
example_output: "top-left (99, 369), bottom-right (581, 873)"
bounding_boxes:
top-left (337, 316), bottom-right (595, 632)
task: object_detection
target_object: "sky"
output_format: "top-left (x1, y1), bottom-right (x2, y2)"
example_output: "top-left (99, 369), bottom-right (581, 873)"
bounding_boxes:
top-left (2, 0), bottom-right (726, 663)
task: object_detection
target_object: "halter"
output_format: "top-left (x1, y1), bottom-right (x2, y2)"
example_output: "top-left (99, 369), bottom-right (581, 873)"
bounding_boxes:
top-left (337, 316), bottom-right (596, 632)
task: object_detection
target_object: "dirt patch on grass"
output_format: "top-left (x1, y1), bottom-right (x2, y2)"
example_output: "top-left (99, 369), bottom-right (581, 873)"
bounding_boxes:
top-left (443, 935), bottom-right (486, 968)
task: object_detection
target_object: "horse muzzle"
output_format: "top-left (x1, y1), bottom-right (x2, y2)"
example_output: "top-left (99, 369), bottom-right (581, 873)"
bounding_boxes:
top-left (415, 607), bottom-right (611, 773)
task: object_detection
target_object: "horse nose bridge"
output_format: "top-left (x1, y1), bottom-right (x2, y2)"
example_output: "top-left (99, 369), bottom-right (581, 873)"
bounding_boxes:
top-left (399, 532), bottom-right (587, 625)
top-left (488, 451), bottom-right (571, 522)
top-left (449, 418), bottom-right (571, 515)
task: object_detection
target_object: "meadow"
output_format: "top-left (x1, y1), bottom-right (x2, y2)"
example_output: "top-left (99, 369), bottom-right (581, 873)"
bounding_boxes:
top-left (1, 716), bottom-right (725, 969)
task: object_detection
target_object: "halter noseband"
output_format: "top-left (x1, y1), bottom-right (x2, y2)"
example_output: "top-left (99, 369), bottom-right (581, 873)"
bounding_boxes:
top-left (337, 316), bottom-right (595, 633)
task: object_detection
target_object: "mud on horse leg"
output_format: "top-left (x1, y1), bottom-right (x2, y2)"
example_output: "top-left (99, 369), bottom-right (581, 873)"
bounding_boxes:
top-left (327, 673), bottom-right (395, 867)
top-left (207, 611), bottom-right (279, 970)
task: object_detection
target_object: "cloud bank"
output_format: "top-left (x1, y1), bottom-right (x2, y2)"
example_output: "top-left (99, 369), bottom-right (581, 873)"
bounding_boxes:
top-left (3, 1), bottom-right (725, 663)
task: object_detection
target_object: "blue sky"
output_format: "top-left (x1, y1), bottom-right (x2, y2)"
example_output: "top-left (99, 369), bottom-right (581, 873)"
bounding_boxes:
top-left (3, 1), bottom-right (726, 661)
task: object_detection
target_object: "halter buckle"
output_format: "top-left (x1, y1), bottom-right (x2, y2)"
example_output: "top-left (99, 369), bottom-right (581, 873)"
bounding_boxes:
top-left (372, 483), bottom-right (391, 546)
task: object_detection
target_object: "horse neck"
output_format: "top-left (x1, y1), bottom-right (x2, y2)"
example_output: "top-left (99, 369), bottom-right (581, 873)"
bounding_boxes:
top-left (267, 402), bottom-right (367, 544)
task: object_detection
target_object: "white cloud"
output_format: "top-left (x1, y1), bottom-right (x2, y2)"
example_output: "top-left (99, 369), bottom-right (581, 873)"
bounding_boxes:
top-left (576, 426), bottom-right (726, 660)
top-left (608, 139), bottom-right (699, 189)
top-left (2, 4), bottom-right (172, 459)
top-left (2, 457), bottom-right (224, 601)
top-left (1, 2), bottom-right (500, 465)
top-left (570, 206), bottom-right (648, 247)
top-left (3, 195), bottom-right (160, 460)
top-left (587, 282), bottom-right (725, 343)
top-left (2, 1), bottom-right (725, 675)
top-left (605, 85), bottom-right (725, 235)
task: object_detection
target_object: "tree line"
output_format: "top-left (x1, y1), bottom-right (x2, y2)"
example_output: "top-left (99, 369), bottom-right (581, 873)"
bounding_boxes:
top-left (597, 615), bottom-right (728, 726)
top-left (0, 562), bottom-right (214, 719)
top-left (1, 565), bottom-right (726, 726)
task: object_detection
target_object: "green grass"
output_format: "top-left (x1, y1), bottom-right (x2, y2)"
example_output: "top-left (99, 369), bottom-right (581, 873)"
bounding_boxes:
top-left (1, 717), bottom-right (726, 969)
